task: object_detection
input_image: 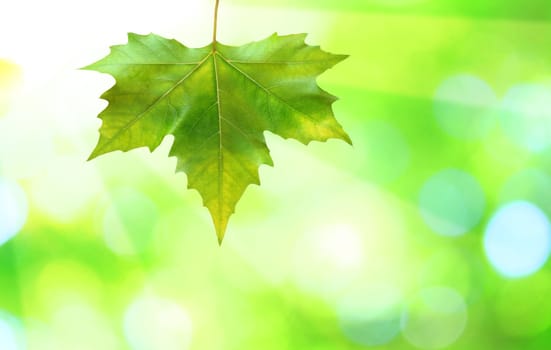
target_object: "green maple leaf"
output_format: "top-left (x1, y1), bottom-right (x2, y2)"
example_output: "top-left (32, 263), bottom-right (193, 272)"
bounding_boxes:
top-left (85, 32), bottom-right (350, 242)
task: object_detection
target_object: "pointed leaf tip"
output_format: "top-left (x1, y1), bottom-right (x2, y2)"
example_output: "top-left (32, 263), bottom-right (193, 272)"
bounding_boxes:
top-left (343, 133), bottom-right (353, 146)
top-left (214, 218), bottom-right (228, 245)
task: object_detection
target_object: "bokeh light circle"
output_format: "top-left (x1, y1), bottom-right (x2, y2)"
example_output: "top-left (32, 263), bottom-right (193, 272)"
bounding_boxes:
top-left (501, 84), bottom-right (551, 152)
top-left (401, 287), bottom-right (467, 349)
top-left (434, 74), bottom-right (498, 140)
top-left (51, 302), bottom-right (120, 350)
top-left (0, 311), bottom-right (24, 350)
top-left (0, 178), bottom-right (28, 246)
top-left (419, 169), bottom-right (485, 236)
top-left (484, 201), bottom-right (551, 278)
top-left (35, 260), bottom-right (104, 312)
top-left (123, 295), bottom-right (192, 350)
top-left (337, 283), bottom-right (403, 346)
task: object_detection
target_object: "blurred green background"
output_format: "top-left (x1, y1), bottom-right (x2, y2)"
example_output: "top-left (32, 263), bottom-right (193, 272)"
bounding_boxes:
top-left (2, 0), bottom-right (551, 349)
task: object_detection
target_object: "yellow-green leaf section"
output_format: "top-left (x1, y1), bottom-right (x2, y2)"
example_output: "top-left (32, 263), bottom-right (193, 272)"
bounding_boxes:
top-left (85, 33), bottom-right (350, 242)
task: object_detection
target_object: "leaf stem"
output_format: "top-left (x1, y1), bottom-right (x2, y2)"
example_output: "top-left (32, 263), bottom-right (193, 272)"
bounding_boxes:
top-left (212, 0), bottom-right (220, 51)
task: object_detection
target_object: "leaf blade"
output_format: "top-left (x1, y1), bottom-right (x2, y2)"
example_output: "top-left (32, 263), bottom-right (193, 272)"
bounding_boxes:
top-left (87, 33), bottom-right (350, 241)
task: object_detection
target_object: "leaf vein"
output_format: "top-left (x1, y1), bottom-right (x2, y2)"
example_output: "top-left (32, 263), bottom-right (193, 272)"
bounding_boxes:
top-left (217, 52), bottom-right (320, 129)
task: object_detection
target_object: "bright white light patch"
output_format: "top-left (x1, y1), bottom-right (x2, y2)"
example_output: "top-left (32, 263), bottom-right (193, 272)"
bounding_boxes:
top-left (124, 295), bottom-right (192, 350)
top-left (484, 201), bottom-right (551, 278)
top-left (419, 169), bottom-right (485, 236)
top-left (318, 224), bottom-right (364, 269)
top-left (29, 157), bottom-right (101, 222)
top-left (434, 74), bottom-right (498, 140)
top-left (293, 224), bottom-right (365, 298)
top-left (0, 178), bottom-right (28, 246)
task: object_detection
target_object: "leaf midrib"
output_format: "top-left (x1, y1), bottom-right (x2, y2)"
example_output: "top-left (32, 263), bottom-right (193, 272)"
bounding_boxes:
top-left (212, 52), bottom-right (224, 236)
